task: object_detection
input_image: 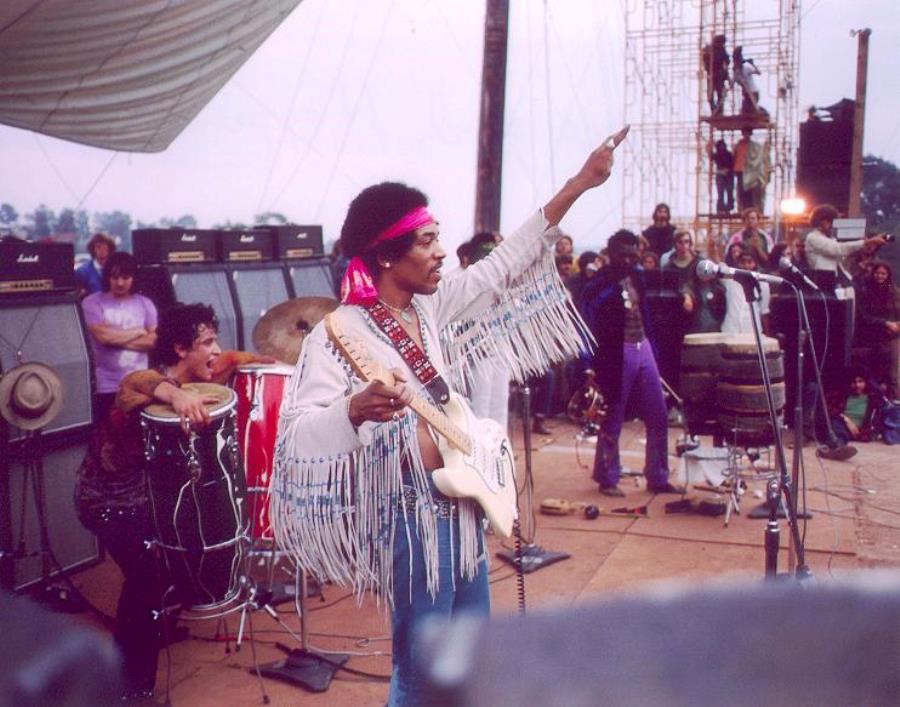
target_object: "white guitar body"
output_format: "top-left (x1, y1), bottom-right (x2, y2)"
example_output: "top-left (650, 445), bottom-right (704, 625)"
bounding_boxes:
top-left (430, 392), bottom-right (517, 538)
top-left (324, 313), bottom-right (518, 538)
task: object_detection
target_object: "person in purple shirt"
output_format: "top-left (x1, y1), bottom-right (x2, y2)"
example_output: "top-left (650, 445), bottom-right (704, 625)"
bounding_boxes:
top-left (81, 252), bottom-right (158, 420)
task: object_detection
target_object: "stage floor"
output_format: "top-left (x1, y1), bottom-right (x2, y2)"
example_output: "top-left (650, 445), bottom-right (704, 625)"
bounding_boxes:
top-left (65, 416), bottom-right (900, 705)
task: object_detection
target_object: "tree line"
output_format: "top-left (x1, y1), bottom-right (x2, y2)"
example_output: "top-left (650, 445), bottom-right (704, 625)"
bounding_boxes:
top-left (0, 204), bottom-right (293, 254)
top-left (2, 154), bottom-right (897, 254)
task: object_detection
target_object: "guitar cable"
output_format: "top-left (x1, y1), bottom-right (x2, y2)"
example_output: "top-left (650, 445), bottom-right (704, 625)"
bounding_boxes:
top-left (511, 517), bottom-right (527, 616)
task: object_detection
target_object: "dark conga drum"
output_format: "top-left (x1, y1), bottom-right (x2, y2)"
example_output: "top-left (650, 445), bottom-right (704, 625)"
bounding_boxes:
top-left (141, 383), bottom-right (248, 611)
top-left (680, 333), bottom-right (736, 435)
top-left (716, 337), bottom-right (784, 446)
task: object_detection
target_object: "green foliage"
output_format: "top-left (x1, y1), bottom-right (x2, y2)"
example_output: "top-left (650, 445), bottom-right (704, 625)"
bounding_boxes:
top-left (254, 211), bottom-right (288, 225)
top-left (56, 208), bottom-right (77, 235)
top-left (861, 154), bottom-right (900, 236)
top-left (94, 210), bottom-right (133, 250)
top-left (159, 215), bottom-right (198, 229)
top-left (0, 203), bottom-right (18, 225)
top-left (26, 204), bottom-right (56, 238)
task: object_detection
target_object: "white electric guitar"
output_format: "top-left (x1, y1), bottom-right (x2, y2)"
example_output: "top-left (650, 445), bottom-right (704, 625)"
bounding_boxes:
top-left (325, 313), bottom-right (518, 538)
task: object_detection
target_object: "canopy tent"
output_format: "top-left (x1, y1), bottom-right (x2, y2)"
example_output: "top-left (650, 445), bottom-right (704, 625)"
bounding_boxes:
top-left (0, 0), bottom-right (303, 153)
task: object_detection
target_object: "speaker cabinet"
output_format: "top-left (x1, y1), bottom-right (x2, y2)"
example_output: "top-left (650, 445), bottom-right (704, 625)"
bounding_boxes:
top-left (0, 295), bottom-right (93, 439)
top-left (287, 257), bottom-right (336, 299)
top-left (770, 290), bottom-right (853, 406)
top-left (132, 228), bottom-right (218, 264)
top-left (229, 263), bottom-right (291, 354)
top-left (258, 224), bottom-right (325, 260)
top-left (0, 430), bottom-right (101, 591)
top-left (797, 118), bottom-right (853, 213)
top-left (135, 264), bottom-right (240, 351)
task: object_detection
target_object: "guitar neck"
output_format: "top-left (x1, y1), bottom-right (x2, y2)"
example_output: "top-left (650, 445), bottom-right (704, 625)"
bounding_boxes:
top-left (325, 313), bottom-right (472, 455)
top-left (406, 391), bottom-right (472, 456)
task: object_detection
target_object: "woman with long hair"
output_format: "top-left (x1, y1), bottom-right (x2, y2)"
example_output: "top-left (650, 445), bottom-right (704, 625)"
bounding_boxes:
top-left (857, 261), bottom-right (900, 398)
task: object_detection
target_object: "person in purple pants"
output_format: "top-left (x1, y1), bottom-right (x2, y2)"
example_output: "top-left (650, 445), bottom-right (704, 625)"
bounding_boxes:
top-left (580, 230), bottom-right (683, 497)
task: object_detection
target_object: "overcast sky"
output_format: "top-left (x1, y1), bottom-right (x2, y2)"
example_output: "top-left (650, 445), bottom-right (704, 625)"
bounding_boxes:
top-left (1, 0), bottom-right (897, 257)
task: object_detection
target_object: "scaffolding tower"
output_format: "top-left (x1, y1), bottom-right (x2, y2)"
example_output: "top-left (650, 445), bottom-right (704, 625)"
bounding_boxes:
top-left (622, 0), bottom-right (801, 256)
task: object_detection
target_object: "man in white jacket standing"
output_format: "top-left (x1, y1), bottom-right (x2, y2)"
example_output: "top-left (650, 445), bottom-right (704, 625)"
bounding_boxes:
top-left (272, 128), bottom-right (627, 706)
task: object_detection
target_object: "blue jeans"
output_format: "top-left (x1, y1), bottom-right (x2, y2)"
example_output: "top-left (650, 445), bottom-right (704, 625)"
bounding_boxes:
top-left (388, 491), bottom-right (490, 706)
top-left (593, 341), bottom-right (669, 489)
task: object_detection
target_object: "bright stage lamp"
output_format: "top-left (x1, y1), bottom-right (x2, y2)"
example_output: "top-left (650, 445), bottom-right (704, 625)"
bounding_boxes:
top-left (780, 197), bottom-right (807, 216)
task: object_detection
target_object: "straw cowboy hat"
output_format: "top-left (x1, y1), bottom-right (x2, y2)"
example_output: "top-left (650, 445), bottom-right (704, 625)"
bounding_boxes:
top-left (0, 362), bottom-right (64, 431)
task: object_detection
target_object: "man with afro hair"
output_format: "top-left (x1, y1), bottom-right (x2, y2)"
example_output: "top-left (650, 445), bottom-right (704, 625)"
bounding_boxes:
top-left (273, 128), bottom-right (628, 705)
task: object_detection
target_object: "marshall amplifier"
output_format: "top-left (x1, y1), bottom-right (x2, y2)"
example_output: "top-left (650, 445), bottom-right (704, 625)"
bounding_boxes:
top-left (259, 224), bottom-right (325, 260)
top-left (219, 229), bottom-right (275, 262)
top-left (0, 242), bottom-right (75, 294)
top-left (132, 228), bottom-right (217, 265)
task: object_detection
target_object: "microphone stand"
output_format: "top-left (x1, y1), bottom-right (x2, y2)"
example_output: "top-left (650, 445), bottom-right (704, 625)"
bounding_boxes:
top-left (497, 382), bottom-right (570, 575)
top-left (736, 276), bottom-right (811, 580)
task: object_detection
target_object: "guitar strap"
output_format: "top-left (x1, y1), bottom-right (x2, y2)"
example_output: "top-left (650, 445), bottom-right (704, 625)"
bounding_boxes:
top-left (367, 302), bottom-right (450, 406)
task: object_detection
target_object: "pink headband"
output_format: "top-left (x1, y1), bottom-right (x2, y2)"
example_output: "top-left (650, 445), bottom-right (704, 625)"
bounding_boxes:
top-left (340, 206), bottom-right (434, 305)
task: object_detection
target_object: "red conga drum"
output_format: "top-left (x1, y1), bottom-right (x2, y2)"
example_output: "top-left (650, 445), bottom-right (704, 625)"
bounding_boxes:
top-left (233, 363), bottom-right (293, 543)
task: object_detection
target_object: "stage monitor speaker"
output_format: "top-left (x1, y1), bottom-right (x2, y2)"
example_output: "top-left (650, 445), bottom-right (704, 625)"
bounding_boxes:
top-left (1, 589), bottom-right (120, 704)
top-left (287, 257), bottom-right (335, 299)
top-left (0, 431), bottom-right (101, 591)
top-left (0, 296), bottom-right (93, 439)
top-left (229, 263), bottom-right (291, 354)
top-left (417, 573), bottom-right (900, 706)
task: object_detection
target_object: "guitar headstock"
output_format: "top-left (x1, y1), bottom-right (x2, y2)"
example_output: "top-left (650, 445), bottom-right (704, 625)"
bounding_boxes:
top-left (325, 313), bottom-right (394, 386)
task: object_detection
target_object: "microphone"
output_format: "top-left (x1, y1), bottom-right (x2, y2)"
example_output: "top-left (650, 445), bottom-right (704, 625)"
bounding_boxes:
top-left (696, 259), bottom-right (785, 286)
top-left (778, 256), bottom-right (820, 291)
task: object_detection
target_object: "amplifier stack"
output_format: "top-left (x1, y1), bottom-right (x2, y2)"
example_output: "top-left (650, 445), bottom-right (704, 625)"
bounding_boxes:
top-left (131, 226), bottom-right (335, 352)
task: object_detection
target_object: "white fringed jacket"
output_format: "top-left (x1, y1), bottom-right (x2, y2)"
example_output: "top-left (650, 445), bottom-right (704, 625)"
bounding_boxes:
top-left (271, 210), bottom-right (590, 605)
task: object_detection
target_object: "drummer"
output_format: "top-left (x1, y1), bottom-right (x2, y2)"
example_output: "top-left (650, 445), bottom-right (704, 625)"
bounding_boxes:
top-left (74, 302), bottom-right (271, 701)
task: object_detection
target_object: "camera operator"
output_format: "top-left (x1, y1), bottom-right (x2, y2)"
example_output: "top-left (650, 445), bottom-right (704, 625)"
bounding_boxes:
top-left (805, 204), bottom-right (889, 275)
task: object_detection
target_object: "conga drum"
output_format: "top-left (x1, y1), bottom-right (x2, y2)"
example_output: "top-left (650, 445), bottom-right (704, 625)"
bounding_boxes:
top-left (233, 363), bottom-right (293, 543)
top-left (141, 383), bottom-right (248, 611)
top-left (680, 333), bottom-right (735, 435)
top-left (716, 336), bottom-right (785, 446)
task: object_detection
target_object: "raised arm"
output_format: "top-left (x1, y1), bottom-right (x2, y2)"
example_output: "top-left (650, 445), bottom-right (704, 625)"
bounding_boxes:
top-left (543, 126), bottom-right (629, 226)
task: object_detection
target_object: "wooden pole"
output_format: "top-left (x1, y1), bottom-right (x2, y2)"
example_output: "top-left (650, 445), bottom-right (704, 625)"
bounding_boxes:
top-left (848, 28), bottom-right (870, 217)
top-left (474, 0), bottom-right (510, 235)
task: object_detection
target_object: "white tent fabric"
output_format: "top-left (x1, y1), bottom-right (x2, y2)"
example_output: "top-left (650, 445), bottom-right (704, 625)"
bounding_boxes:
top-left (0, 0), bottom-right (303, 152)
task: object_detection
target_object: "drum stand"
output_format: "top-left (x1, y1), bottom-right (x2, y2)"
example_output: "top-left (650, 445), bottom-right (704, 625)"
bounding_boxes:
top-left (736, 277), bottom-right (811, 580)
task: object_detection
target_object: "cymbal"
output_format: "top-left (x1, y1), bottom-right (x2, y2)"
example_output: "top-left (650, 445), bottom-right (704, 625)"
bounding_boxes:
top-left (253, 297), bottom-right (339, 364)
